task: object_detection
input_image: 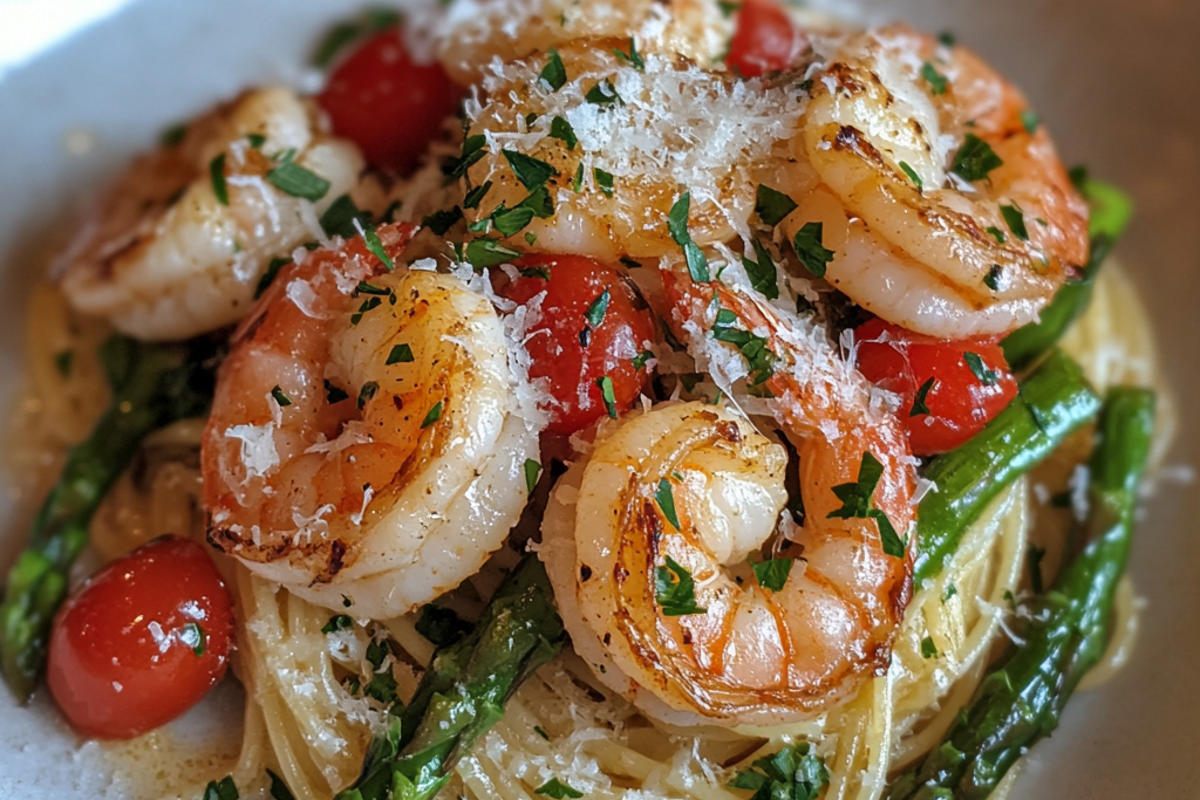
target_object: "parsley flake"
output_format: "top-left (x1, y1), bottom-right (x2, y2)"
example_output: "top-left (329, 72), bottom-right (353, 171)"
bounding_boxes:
top-left (539, 49), bottom-right (568, 91)
top-left (266, 157), bottom-right (330, 201)
top-left (386, 344), bottom-right (414, 365)
top-left (792, 222), bottom-right (834, 278)
top-left (752, 557), bottom-right (794, 592)
top-left (209, 153), bottom-right (229, 206)
top-left (667, 192), bottom-right (710, 282)
top-left (357, 381), bottom-right (379, 410)
top-left (585, 289), bottom-right (610, 328)
top-left (535, 778), bottom-right (583, 799)
top-left (466, 239), bottom-right (522, 268)
top-left (943, 583), bottom-right (958, 601)
top-left (631, 350), bottom-right (655, 371)
top-left (921, 61), bottom-right (949, 95)
top-left (422, 206), bottom-right (463, 236)
top-left (899, 160), bottom-right (924, 190)
top-left (655, 478), bottom-right (681, 531)
top-left (950, 134), bottom-right (1004, 183)
top-left (159, 122), bottom-right (187, 147)
top-left (963, 351), bottom-right (998, 385)
top-left (421, 400), bottom-right (444, 428)
top-left (985, 225), bottom-right (1007, 244)
top-left (310, 9), bottom-right (399, 69)
top-left (728, 741), bottom-right (829, 800)
top-left (321, 615), bottom-right (353, 635)
top-left (463, 181), bottom-right (492, 210)
top-left (593, 167), bottom-right (614, 197)
top-left (324, 380), bottom-right (349, 404)
top-left (754, 184), bottom-right (798, 227)
top-left (271, 386), bottom-right (293, 407)
top-left (203, 776), bottom-right (239, 800)
top-left (1000, 203), bottom-right (1029, 241)
top-left (655, 554), bottom-right (707, 616)
top-left (181, 622), bottom-right (206, 656)
top-left (450, 135), bottom-right (488, 179)
top-left (827, 452), bottom-right (906, 558)
top-left (362, 222), bottom-right (395, 270)
top-left (524, 458), bottom-right (542, 494)
top-left (549, 116), bottom-right (577, 150)
top-left (493, 206), bottom-right (535, 237)
top-left (585, 79), bottom-right (622, 105)
top-left (921, 636), bottom-right (939, 659)
top-left (255, 257), bottom-right (291, 298)
top-left (415, 603), bottom-right (470, 647)
top-left (718, 0), bottom-right (741, 18)
top-left (534, 726), bottom-right (550, 741)
top-left (320, 194), bottom-right (371, 238)
top-left (712, 310), bottom-right (776, 387)
top-left (595, 375), bottom-right (618, 418)
top-left (910, 377), bottom-right (936, 417)
top-left (742, 238), bottom-right (780, 300)
top-left (613, 37), bottom-right (645, 70)
top-left (503, 150), bottom-right (557, 191)
top-left (1020, 109), bottom-right (1040, 134)
top-left (266, 770), bottom-right (295, 800)
top-left (247, 133), bottom-right (266, 149)
top-left (984, 264), bottom-right (1004, 291)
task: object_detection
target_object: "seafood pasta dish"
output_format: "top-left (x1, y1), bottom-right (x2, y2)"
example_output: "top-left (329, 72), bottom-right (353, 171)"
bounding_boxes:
top-left (0, 1), bottom-right (1174, 799)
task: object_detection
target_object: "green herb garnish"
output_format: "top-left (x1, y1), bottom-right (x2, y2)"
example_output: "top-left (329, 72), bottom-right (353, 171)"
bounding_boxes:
top-left (827, 452), bottom-right (906, 558)
top-left (386, 344), bottom-right (414, 365)
top-left (549, 116), bottom-right (577, 150)
top-left (792, 222), bottom-right (834, 278)
top-left (421, 400), bottom-right (444, 428)
top-left (539, 49), bottom-right (568, 91)
top-left (210, 153), bottom-right (229, 206)
top-left (754, 184), bottom-right (798, 227)
top-left (667, 192), bottom-right (710, 282)
top-left (963, 351), bottom-right (998, 385)
top-left (752, 557), bottom-right (794, 592)
top-left (910, 377), bottom-right (936, 417)
top-left (655, 555), bottom-right (706, 616)
top-left (271, 386), bottom-right (293, 407)
top-left (950, 133), bottom-right (1003, 183)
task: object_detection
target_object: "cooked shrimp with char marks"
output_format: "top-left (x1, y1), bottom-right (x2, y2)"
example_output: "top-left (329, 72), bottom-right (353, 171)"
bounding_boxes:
top-left (201, 223), bottom-right (543, 619)
top-left (58, 87), bottom-right (363, 341)
top-left (541, 266), bottom-right (916, 726)
top-left (776, 24), bottom-right (1089, 338)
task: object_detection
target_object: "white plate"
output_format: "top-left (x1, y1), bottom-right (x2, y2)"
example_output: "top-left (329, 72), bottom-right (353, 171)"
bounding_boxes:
top-left (1, 1), bottom-right (1197, 797)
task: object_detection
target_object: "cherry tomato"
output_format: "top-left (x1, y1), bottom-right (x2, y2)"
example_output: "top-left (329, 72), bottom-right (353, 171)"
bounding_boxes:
top-left (726, 0), bottom-right (807, 77)
top-left (491, 254), bottom-right (656, 436)
top-left (854, 318), bottom-right (1019, 455)
top-left (47, 536), bottom-right (235, 739)
top-left (317, 28), bottom-right (461, 174)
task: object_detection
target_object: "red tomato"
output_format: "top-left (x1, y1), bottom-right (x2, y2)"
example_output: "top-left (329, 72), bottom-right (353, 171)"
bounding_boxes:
top-left (317, 28), bottom-right (461, 174)
top-left (47, 536), bottom-right (235, 739)
top-left (855, 318), bottom-right (1019, 455)
top-left (492, 254), bottom-right (656, 436)
top-left (726, 0), bottom-right (807, 77)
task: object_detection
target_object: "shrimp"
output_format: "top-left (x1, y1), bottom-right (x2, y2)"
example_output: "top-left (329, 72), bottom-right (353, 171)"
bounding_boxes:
top-left (540, 267), bottom-right (916, 726)
top-left (436, 0), bottom-right (728, 86)
top-left (460, 38), bottom-right (806, 263)
top-left (58, 87), bottom-right (363, 341)
top-left (773, 24), bottom-right (1089, 338)
top-left (201, 223), bottom-right (543, 619)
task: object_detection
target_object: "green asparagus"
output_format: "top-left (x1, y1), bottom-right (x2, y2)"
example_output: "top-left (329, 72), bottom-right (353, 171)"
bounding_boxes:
top-left (0, 335), bottom-right (217, 700)
top-left (914, 349), bottom-right (1100, 585)
top-left (888, 388), bottom-right (1155, 800)
top-left (338, 554), bottom-right (567, 800)
top-left (1001, 176), bottom-right (1133, 371)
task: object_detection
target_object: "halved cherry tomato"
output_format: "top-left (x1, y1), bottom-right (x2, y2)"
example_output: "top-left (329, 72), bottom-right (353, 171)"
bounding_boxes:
top-left (855, 318), bottom-right (1019, 456)
top-left (726, 0), bottom-right (807, 77)
top-left (317, 28), bottom-right (461, 174)
top-left (47, 536), bottom-right (235, 739)
top-left (491, 254), bottom-right (656, 436)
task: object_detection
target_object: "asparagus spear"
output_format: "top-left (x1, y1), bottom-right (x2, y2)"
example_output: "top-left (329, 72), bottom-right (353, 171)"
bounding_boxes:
top-left (888, 388), bottom-right (1155, 800)
top-left (915, 349), bottom-right (1100, 585)
top-left (0, 335), bottom-right (217, 700)
top-left (1002, 176), bottom-right (1134, 372)
top-left (338, 554), bottom-right (567, 800)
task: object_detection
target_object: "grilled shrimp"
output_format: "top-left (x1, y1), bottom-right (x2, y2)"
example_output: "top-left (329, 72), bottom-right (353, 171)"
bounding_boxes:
top-left (201, 224), bottom-right (542, 619)
top-left (58, 87), bottom-right (362, 341)
top-left (541, 271), bottom-right (916, 726)
top-left (774, 24), bottom-right (1088, 338)
top-left (436, 0), bottom-right (728, 86)
top-left (460, 39), bottom-right (805, 262)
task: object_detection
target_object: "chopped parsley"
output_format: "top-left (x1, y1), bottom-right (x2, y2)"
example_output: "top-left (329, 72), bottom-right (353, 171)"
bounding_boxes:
top-left (492, 206), bottom-right (535, 237)
top-left (159, 122), bottom-right (187, 147)
top-left (938, 30), bottom-right (957, 47)
top-left (357, 381), bottom-right (379, 410)
top-left (950, 134), bottom-right (1003, 183)
top-left (752, 557), bottom-right (794, 592)
top-left (361, 222), bottom-right (395, 270)
top-left (270, 386), bottom-right (293, 407)
top-left (422, 206), bottom-right (463, 236)
top-left (921, 636), bottom-right (939, 659)
top-left (963, 351), bottom-right (998, 385)
top-left (921, 61), bottom-right (949, 95)
top-left (613, 37), bottom-right (645, 70)
top-left (53, 349), bottom-right (73, 378)
top-left (324, 380), bottom-right (349, 404)
top-left (266, 156), bottom-right (330, 201)
top-left (421, 400), bottom-right (444, 428)
top-left (320, 194), bottom-right (372, 238)
top-left (728, 741), bottom-right (829, 800)
top-left (386, 343), bottom-right (414, 365)
top-left (742, 237), bottom-right (780, 300)
top-left (1000, 202), bottom-right (1029, 241)
top-left (984, 264), bottom-right (1004, 291)
top-left (718, 0), bottom-right (742, 18)
top-left (342, 594), bottom-right (354, 608)
top-left (593, 168), bottom-right (614, 197)
top-left (943, 583), bottom-right (958, 601)
top-left (524, 458), bottom-right (542, 494)
top-left (203, 776), bottom-right (239, 800)
top-left (655, 478), bottom-right (681, 531)
top-left (351, 298), bottom-right (382, 326)
top-left (310, 8), bottom-right (400, 69)
top-left (585, 289), bottom-right (611, 327)
top-left (463, 181), bottom-right (493, 210)
top-left (1020, 109), bottom-right (1040, 134)
top-left (595, 375), bottom-right (618, 418)
top-left (792, 222), bottom-right (834, 278)
top-left (655, 554), bottom-right (707, 616)
top-left (712, 308), bottom-right (775, 387)
top-left (356, 281), bottom-right (390, 296)
top-left (209, 153), bottom-right (229, 206)
top-left (631, 350), bottom-right (655, 371)
top-left (549, 116), bottom-right (577, 150)
top-left (363, 638), bottom-right (401, 708)
top-left (180, 622), bottom-right (206, 656)
top-left (667, 192), bottom-right (710, 282)
top-left (985, 225), bottom-right (1007, 244)
top-left (910, 377), bottom-right (936, 417)
top-left (754, 184), bottom-right (798, 227)
top-left (321, 615), bottom-right (353, 635)
top-left (450, 134), bottom-right (488, 180)
top-left (415, 603), bottom-right (470, 647)
top-left (534, 726), bottom-right (550, 741)
top-left (571, 161), bottom-right (585, 193)
top-left (247, 133), bottom-right (266, 149)
top-left (899, 161), bottom-right (924, 190)
top-left (535, 778), bottom-right (584, 799)
top-left (539, 49), bottom-right (568, 91)
top-left (502, 150), bottom-right (557, 191)
top-left (827, 451), bottom-right (906, 558)
top-left (466, 238), bottom-right (522, 269)
top-left (584, 79), bottom-right (621, 105)
top-left (266, 769), bottom-right (295, 800)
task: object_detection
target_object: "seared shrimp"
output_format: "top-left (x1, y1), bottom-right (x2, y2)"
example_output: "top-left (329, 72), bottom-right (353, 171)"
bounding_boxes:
top-left (541, 271), bottom-right (916, 726)
top-left (59, 87), bottom-right (362, 341)
top-left (776, 24), bottom-right (1089, 338)
top-left (201, 224), bottom-right (542, 618)
top-left (461, 39), bottom-right (805, 262)
top-left (437, 0), bottom-right (728, 86)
